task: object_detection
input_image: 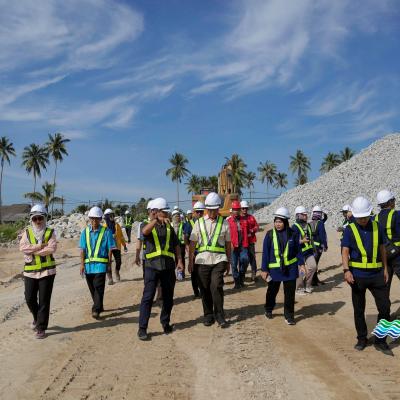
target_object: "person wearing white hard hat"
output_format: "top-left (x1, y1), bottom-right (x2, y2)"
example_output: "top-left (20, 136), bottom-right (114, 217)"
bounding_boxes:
top-left (261, 207), bottom-right (306, 325)
top-left (172, 209), bottom-right (186, 277)
top-left (292, 206), bottom-right (317, 295)
top-left (375, 189), bottom-right (400, 293)
top-left (309, 206), bottom-right (328, 286)
top-left (189, 192), bottom-right (231, 328)
top-left (337, 204), bottom-right (354, 245)
top-left (138, 197), bottom-right (184, 340)
top-left (342, 196), bottom-right (390, 353)
top-left (103, 209), bottom-right (127, 284)
top-left (80, 207), bottom-right (116, 319)
top-left (124, 209), bottom-right (133, 244)
top-left (240, 200), bottom-right (259, 281)
top-left (19, 204), bottom-right (57, 339)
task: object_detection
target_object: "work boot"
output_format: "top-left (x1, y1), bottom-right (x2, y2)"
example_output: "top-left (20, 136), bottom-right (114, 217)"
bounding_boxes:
top-left (216, 314), bottom-right (229, 328)
top-left (354, 338), bottom-right (368, 351)
top-left (203, 317), bottom-right (215, 327)
top-left (137, 328), bottom-right (149, 341)
top-left (163, 324), bottom-right (174, 334)
top-left (234, 279), bottom-right (241, 289)
top-left (374, 340), bottom-right (392, 355)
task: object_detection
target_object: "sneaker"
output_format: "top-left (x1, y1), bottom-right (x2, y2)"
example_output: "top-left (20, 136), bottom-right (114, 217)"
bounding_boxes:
top-left (203, 318), bottom-right (215, 327)
top-left (265, 311), bottom-right (273, 319)
top-left (30, 321), bottom-right (37, 331)
top-left (251, 271), bottom-right (257, 281)
top-left (354, 339), bottom-right (368, 351)
top-left (374, 341), bottom-right (392, 355)
top-left (216, 315), bottom-right (229, 328)
top-left (296, 288), bottom-right (306, 296)
top-left (163, 324), bottom-right (174, 334)
top-left (92, 311), bottom-right (100, 319)
top-left (137, 328), bottom-right (149, 341)
top-left (115, 271), bottom-right (120, 282)
top-left (305, 287), bottom-right (313, 294)
top-left (285, 318), bottom-right (296, 325)
top-left (35, 330), bottom-right (46, 339)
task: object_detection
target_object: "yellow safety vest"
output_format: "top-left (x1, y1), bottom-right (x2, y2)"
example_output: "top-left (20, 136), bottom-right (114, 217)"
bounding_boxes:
top-left (348, 221), bottom-right (382, 269)
top-left (124, 216), bottom-right (133, 227)
top-left (294, 223), bottom-right (314, 253)
top-left (84, 226), bottom-right (109, 264)
top-left (24, 227), bottom-right (56, 272)
top-left (178, 222), bottom-right (185, 244)
top-left (198, 216), bottom-right (226, 254)
top-left (375, 210), bottom-right (400, 246)
top-left (268, 229), bottom-right (297, 268)
top-left (145, 224), bottom-right (175, 260)
top-left (189, 219), bottom-right (195, 229)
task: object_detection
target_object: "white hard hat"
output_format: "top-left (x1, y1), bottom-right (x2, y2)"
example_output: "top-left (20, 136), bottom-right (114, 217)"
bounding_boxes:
top-left (172, 209), bottom-right (180, 216)
top-left (30, 204), bottom-right (47, 216)
top-left (240, 200), bottom-right (249, 208)
top-left (104, 208), bottom-right (113, 215)
top-left (377, 189), bottom-right (395, 205)
top-left (312, 206), bottom-right (323, 213)
top-left (88, 206), bottom-right (103, 218)
top-left (151, 197), bottom-right (170, 212)
top-left (125, 210), bottom-right (130, 215)
top-left (186, 209), bottom-right (192, 215)
top-left (205, 192), bottom-right (221, 209)
top-left (351, 196), bottom-right (373, 218)
top-left (147, 200), bottom-right (153, 210)
top-left (173, 205), bottom-right (179, 210)
top-left (274, 207), bottom-right (290, 220)
top-left (342, 204), bottom-right (351, 212)
top-left (295, 206), bottom-right (307, 215)
top-left (193, 201), bottom-right (205, 211)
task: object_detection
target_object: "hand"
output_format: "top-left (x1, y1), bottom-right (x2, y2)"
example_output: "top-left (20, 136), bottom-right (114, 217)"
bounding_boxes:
top-left (299, 265), bottom-right (306, 276)
top-left (80, 264), bottom-right (85, 276)
top-left (344, 270), bottom-right (354, 284)
top-left (384, 269), bottom-right (389, 284)
top-left (225, 262), bottom-right (231, 276)
top-left (135, 254), bottom-right (141, 267)
top-left (40, 243), bottom-right (47, 249)
top-left (261, 271), bottom-right (269, 281)
top-left (323, 246), bottom-right (328, 252)
top-left (301, 237), bottom-right (309, 244)
top-left (188, 262), bottom-right (193, 274)
top-left (176, 260), bottom-right (184, 272)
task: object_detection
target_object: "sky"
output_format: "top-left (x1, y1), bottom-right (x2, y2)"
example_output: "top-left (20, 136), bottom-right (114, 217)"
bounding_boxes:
top-left (1, 0), bottom-right (400, 210)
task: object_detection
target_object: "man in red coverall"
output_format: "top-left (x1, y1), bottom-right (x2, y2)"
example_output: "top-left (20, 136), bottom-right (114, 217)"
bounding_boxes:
top-left (227, 200), bottom-right (249, 289)
top-left (241, 200), bottom-right (259, 281)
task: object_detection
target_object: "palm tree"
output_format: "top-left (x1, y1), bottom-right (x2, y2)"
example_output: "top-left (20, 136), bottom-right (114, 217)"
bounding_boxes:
top-left (21, 143), bottom-right (49, 195)
top-left (0, 136), bottom-right (16, 223)
top-left (199, 176), bottom-right (210, 189)
top-left (166, 152), bottom-right (190, 206)
top-left (245, 171), bottom-right (256, 207)
top-left (225, 154), bottom-right (247, 194)
top-left (340, 146), bottom-right (355, 162)
top-left (257, 161), bottom-right (277, 194)
top-left (24, 182), bottom-right (62, 209)
top-left (47, 133), bottom-right (70, 218)
top-left (186, 174), bottom-right (201, 194)
top-left (273, 172), bottom-right (288, 194)
top-left (294, 174), bottom-right (308, 186)
top-left (320, 152), bottom-right (341, 174)
top-left (208, 175), bottom-right (219, 192)
top-left (289, 150), bottom-right (311, 183)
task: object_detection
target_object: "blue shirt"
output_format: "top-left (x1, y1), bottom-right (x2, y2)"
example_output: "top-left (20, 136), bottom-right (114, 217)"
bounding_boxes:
top-left (79, 225), bottom-right (116, 274)
top-left (342, 220), bottom-right (386, 278)
top-left (311, 219), bottom-right (328, 248)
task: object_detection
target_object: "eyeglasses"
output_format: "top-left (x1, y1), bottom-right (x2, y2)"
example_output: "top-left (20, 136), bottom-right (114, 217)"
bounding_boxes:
top-left (32, 216), bottom-right (44, 222)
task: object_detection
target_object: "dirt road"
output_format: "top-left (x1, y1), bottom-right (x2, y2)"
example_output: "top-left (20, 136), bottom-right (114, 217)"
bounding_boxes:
top-left (1, 230), bottom-right (400, 400)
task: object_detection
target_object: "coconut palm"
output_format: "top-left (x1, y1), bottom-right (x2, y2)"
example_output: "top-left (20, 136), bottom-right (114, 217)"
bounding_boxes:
top-left (47, 133), bottom-right (70, 218)
top-left (273, 172), bottom-right (288, 194)
top-left (21, 143), bottom-right (49, 195)
top-left (294, 174), bottom-right (308, 186)
top-left (166, 152), bottom-right (190, 206)
top-left (24, 182), bottom-right (62, 209)
top-left (289, 150), bottom-right (310, 183)
top-left (208, 175), bottom-right (219, 192)
top-left (320, 152), bottom-right (341, 173)
top-left (186, 174), bottom-right (201, 194)
top-left (340, 146), bottom-right (355, 162)
top-left (0, 136), bottom-right (16, 223)
top-left (225, 154), bottom-right (247, 194)
top-left (257, 161), bottom-right (277, 194)
top-left (245, 171), bottom-right (256, 207)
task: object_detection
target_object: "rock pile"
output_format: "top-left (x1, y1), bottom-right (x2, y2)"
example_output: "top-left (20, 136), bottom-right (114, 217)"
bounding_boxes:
top-left (254, 133), bottom-right (400, 229)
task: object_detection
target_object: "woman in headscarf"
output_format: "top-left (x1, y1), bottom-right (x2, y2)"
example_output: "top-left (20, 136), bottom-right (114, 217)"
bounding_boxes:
top-left (19, 204), bottom-right (57, 339)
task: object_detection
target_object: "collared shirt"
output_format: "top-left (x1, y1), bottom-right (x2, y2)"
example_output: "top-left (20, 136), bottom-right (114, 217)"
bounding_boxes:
top-left (79, 225), bottom-right (116, 274)
top-left (190, 215), bottom-right (230, 265)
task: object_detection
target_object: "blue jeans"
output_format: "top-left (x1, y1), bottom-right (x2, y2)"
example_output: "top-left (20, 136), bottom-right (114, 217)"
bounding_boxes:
top-left (231, 247), bottom-right (249, 280)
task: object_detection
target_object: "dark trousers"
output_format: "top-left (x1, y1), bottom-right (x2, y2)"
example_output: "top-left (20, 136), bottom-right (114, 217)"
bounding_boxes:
top-left (191, 264), bottom-right (201, 296)
top-left (387, 258), bottom-right (400, 295)
top-left (350, 274), bottom-right (390, 341)
top-left (312, 249), bottom-right (323, 285)
top-left (265, 279), bottom-right (296, 319)
top-left (231, 247), bottom-right (249, 280)
top-left (197, 262), bottom-right (226, 320)
top-left (139, 267), bottom-right (176, 329)
top-left (86, 273), bottom-right (106, 313)
top-left (24, 274), bottom-right (55, 331)
top-left (111, 249), bottom-right (122, 272)
top-left (125, 226), bottom-right (132, 243)
top-left (247, 243), bottom-right (257, 273)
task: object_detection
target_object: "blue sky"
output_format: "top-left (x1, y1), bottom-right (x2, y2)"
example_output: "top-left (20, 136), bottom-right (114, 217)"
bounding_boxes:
top-left (1, 0), bottom-right (399, 210)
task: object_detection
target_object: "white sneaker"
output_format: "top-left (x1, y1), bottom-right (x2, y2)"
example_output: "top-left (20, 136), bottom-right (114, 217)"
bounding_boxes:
top-left (296, 288), bottom-right (306, 296)
top-left (305, 287), bottom-right (313, 294)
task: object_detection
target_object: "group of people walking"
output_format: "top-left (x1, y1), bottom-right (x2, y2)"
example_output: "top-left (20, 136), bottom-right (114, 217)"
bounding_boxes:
top-left (18, 189), bottom-right (400, 355)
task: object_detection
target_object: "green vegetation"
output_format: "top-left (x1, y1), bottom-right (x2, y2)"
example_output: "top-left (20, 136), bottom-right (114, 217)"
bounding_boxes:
top-left (0, 219), bottom-right (27, 243)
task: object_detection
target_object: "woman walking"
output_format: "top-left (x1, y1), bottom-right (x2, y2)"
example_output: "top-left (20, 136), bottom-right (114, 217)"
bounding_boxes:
top-left (19, 204), bottom-right (57, 339)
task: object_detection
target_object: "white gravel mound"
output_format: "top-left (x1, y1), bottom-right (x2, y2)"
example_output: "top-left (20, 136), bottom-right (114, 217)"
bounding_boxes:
top-left (254, 133), bottom-right (400, 228)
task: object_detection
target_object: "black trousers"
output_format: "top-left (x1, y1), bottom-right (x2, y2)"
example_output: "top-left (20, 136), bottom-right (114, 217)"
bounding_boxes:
top-left (111, 249), bottom-right (122, 272)
top-left (24, 274), bottom-right (55, 331)
top-left (350, 274), bottom-right (390, 341)
top-left (85, 273), bottom-right (106, 313)
top-left (197, 262), bottom-right (226, 320)
top-left (248, 243), bottom-right (257, 273)
top-left (191, 264), bottom-right (201, 296)
top-left (125, 226), bottom-right (132, 243)
top-left (387, 258), bottom-right (400, 295)
top-left (265, 279), bottom-right (296, 319)
top-left (139, 267), bottom-right (176, 329)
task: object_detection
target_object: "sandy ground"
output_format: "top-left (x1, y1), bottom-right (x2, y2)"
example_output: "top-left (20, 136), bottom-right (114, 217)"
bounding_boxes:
top-left (1, 228), bottom-right (400, 400)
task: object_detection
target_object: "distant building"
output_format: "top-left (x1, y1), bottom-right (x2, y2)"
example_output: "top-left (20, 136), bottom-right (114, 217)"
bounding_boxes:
top-left (1, 204), bottom-right (30, 223)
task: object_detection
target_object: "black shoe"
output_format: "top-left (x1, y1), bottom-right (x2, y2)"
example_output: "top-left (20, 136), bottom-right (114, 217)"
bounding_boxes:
top-left (216, 316), bottom-right (229, 328)
top-left (193, 292), bottom-right (200, 298)
top-left (240, 274), bottom-right (245, 287)
top-left (354, 339), bottom-right (367, 351)
top-left (92, 311), bottom-right (100, 319)
top-left (285, 318), bottom-right (296, 325)
top-left (234, 280), bottom-right (241, 289)
top-left (374, 341), bottom-right (392, 355)
top-left (163, 324), bottom-right (173, 334)
top-left (265, 311), bottom-right (273, 319)
top-left (203, 318), bottom-right (215, 327)
top-left (137, 328), bottom-right (149, 341)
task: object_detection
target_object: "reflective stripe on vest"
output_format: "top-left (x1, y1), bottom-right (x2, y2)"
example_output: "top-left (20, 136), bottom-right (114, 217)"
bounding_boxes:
top-left (268, 229), bottom-right (297, 268)
top-left (198, 216), bottom-right (226, 254)
top-left (84, 226), bottom-right (109, 264)
top-left (376, 210), bottom-right (400, 246)
top-left (189, 220), bottom-right (195, 229)
top-left (348, 222), bottom-right (382, 269)
top-left (178, 223), bottom-right (185, 244)
top-left (24, 227), bottom-right (56, 272)
top-left (294, 223), bottom-right (313, 252)
top-left (124, 216), bottom-right (133, 227)
top-left (145, 225), bottom-right (175, 260)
